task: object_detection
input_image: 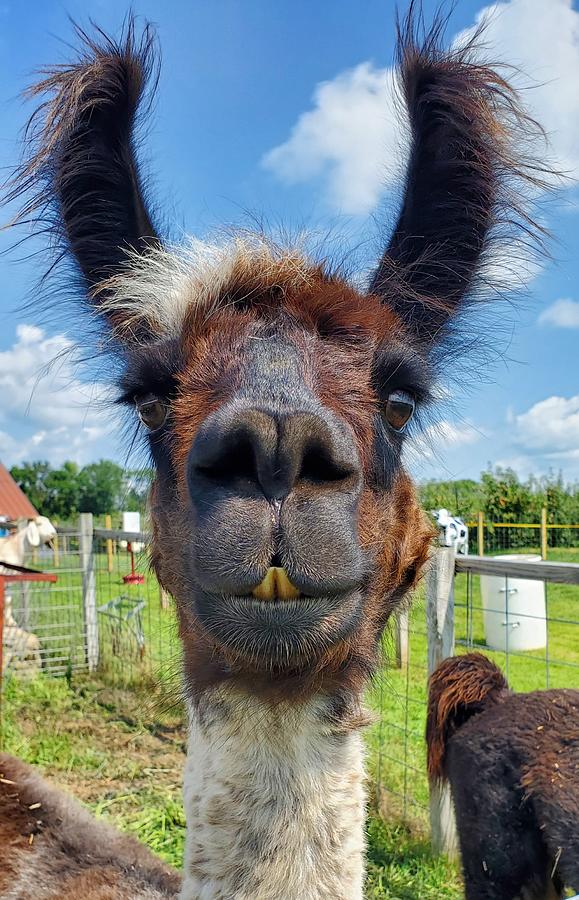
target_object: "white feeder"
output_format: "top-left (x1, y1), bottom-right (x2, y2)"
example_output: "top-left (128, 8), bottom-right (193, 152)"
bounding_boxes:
top-left (480, 554), bottom-right (546, 652)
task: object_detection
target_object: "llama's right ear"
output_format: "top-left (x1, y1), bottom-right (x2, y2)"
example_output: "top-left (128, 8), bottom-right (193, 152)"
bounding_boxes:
top-left (368, 12), bottom-right (546, 350)
top-left (6, 20), bottom-right (160, 335)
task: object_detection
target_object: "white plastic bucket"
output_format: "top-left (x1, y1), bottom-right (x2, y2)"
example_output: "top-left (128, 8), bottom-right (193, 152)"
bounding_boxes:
top-left (480, 554), bottom-right (547, 652)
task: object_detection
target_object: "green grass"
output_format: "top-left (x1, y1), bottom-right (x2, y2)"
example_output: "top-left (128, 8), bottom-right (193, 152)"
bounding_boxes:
top-left (366, 819), bottom-right (461, 899)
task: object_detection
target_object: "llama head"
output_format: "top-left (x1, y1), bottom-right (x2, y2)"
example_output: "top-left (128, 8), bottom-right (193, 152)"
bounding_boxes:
top-left (7, 16), bottom-right (544, 701)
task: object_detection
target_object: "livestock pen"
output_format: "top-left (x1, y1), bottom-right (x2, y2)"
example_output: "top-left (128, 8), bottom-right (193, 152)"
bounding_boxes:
top-left (1, 516), bottom-right (579, 898)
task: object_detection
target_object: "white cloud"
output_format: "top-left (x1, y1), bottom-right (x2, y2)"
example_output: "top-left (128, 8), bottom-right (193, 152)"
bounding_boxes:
top-left (426, 421), bottom-right (482, 448)
top-left (407, 420), bottom-right (482, 466)
top-left (538, 298), bottom-right (579, 328)
top-left (263, 0), bottom-right (579, 215)
top-left (263, 63), bottom-right (401, 215)
top-left (0, 324), bottom-right (114, 466)
top-left (459, 0), bottom-right (579, 179)
top-left (514, 394), bottom-right (579, 455)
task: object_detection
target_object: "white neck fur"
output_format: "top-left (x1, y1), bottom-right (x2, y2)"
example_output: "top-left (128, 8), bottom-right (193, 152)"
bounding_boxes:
top-left (180, 688), bottom-right (366, 900)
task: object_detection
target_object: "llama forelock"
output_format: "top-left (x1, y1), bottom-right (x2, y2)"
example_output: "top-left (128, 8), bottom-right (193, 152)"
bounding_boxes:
top-left (96, 234), bottom-right (319, 340)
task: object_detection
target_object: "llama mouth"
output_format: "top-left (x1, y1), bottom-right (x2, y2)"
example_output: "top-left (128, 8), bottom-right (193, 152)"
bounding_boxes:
top-left (193, 584), bottom-right (364, 671)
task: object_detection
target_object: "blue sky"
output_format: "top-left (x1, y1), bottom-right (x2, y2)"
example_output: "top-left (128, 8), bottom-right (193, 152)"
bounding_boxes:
top-left (0, 0), bottom-right (578, 484)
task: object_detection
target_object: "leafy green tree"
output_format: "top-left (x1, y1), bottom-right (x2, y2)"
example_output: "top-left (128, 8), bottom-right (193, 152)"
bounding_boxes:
top-left (44, 461), bottom-right (81, 519)
top-left (10, 461), bottom-right (53, 514)
top-left (419, 479), bottom-right (482, 521)
top-left (481, 467), bottom-right (531, 523)
top-left (78, 460), bottom-right (124, 516)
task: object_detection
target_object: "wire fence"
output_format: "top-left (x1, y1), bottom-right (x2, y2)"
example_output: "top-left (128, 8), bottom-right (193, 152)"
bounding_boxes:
top-left (2, 513), bottom-right (579, 855)
top-left (0, 515), bottom-right (180, 694)
top-left (467, 514), bottom-right (579, 556)
top-left (371, 548), bottom-right (579, 842)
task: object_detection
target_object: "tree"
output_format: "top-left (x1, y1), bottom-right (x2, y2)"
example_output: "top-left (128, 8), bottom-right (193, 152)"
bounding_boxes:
top-left (419, 478), bottom-right (482, 521)
top-left (10, 461), bottom-right (53, 515)
top-left (481, 467), bottom-right (531, 523)
top-left (44, 461), bottom-right (81, 519)
top-left (78, 460), bottom-right (124, 515)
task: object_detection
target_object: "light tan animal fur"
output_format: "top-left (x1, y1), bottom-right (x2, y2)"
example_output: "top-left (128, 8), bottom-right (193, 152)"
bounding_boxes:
top-left (181, 690), bottom-right (366, 900)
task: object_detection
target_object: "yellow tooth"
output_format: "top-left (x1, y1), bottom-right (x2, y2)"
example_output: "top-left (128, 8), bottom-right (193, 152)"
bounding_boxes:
top-left (252, 567), bottom-right (300, 601)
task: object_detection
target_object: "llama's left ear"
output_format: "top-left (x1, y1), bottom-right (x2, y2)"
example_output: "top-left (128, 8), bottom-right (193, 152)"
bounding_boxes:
top-left (369, 15), bottom-right (545, 348)
top-left (7, 20), bottom-right (160, 331)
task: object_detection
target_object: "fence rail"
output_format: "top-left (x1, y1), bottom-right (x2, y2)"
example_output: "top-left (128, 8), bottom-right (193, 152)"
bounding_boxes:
top-left (455, 554), bottom-right (579, 583)
top-left (466, 512), bottom-right (579, 557)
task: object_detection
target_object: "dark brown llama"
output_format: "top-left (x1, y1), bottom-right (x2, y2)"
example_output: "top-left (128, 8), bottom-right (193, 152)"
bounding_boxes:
top-left (0, 10), bottom-right (548, 899)
top-left (427, 653), bottom-right (579, 900)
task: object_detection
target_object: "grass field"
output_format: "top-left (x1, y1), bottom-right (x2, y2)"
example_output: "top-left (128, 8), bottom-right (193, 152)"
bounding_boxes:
top-left (2, 543), bottom-right (578, 898)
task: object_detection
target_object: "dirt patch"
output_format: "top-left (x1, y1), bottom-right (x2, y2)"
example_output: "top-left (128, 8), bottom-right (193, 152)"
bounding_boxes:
top-left (7, 675), bottom-right (187, 807)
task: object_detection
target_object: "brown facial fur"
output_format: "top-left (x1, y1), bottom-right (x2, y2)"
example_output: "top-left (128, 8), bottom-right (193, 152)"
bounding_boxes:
top-left (147, 265), bottom-right (435, 700)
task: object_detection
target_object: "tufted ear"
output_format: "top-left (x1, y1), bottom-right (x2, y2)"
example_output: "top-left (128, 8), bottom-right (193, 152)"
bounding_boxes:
top-left (6, 20), bottom-right (161, 335)
top-left (26, 521), bottom-right (40, 548)
top-left (369, 10), bottom-right (546, 348)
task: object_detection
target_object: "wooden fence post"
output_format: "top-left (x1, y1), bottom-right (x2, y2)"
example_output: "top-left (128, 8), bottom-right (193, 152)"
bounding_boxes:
top-left (53, 534), bottom-right (59, 568)
top-left (477, 511), bottom-right (484, 556)
top-left (541, 507), bottom-right (548, 561)
top-left (393, 609), bottom-right (409, 669)
top-left (426, 546), bottom-right (459, 860)
top-left (79, 513), bottom-right (99, 672)
top-left (105, 514), bottom-right (114, 573)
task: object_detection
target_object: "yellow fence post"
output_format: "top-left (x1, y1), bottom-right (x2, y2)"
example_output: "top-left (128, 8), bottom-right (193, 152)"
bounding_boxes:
top-left (105, 514), bottom-right (114, 573)
top-left (477, 511), bottom-right (484, 556)
top-left (541, 507), bottom-right (548, 560)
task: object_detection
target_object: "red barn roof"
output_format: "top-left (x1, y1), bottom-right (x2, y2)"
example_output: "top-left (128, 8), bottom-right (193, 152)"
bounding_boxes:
top-left (0, 463), bottom-right (38, 520)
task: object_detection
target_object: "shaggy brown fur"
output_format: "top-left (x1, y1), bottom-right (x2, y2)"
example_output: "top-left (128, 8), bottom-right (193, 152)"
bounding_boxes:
top-left (0, 753), bottom-right (181, 898)
top-left (426, 654), bottom-right (579, 899)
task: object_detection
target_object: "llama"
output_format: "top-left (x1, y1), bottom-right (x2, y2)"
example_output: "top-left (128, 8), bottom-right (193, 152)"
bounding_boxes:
top-left (0, 10), bottom-right (548, 899)
top-left (426, 653), bottom-right (579, 900)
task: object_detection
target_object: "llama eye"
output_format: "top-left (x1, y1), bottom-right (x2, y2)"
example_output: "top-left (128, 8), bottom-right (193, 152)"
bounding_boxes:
top-left (136, 395), bottom-right (168, 431)
top-left (384, 389), bottom-right (415, 432)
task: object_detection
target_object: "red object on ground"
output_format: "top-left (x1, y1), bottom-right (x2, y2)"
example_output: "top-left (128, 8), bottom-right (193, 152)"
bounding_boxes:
top-left (122, 542), bottom-right (145, 585)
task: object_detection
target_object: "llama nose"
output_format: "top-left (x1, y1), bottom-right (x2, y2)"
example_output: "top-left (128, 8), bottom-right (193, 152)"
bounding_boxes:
top-left (187, 406), bottom-right (361, 503)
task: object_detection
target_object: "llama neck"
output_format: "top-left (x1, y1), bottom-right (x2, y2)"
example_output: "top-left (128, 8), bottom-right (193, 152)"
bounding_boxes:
top-left (180, 688), bottom-right (367, 900)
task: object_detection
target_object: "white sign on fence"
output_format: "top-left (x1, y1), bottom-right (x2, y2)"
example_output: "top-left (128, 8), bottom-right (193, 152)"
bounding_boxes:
top-left (122, 511), bottom-right (141, 534)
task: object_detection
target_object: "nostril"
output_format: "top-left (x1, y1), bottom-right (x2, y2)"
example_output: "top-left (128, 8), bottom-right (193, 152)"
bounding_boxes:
top-left (299, 441), bottom-right (355, 486)
top-left (196, 433), bottom-right (258, 486)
